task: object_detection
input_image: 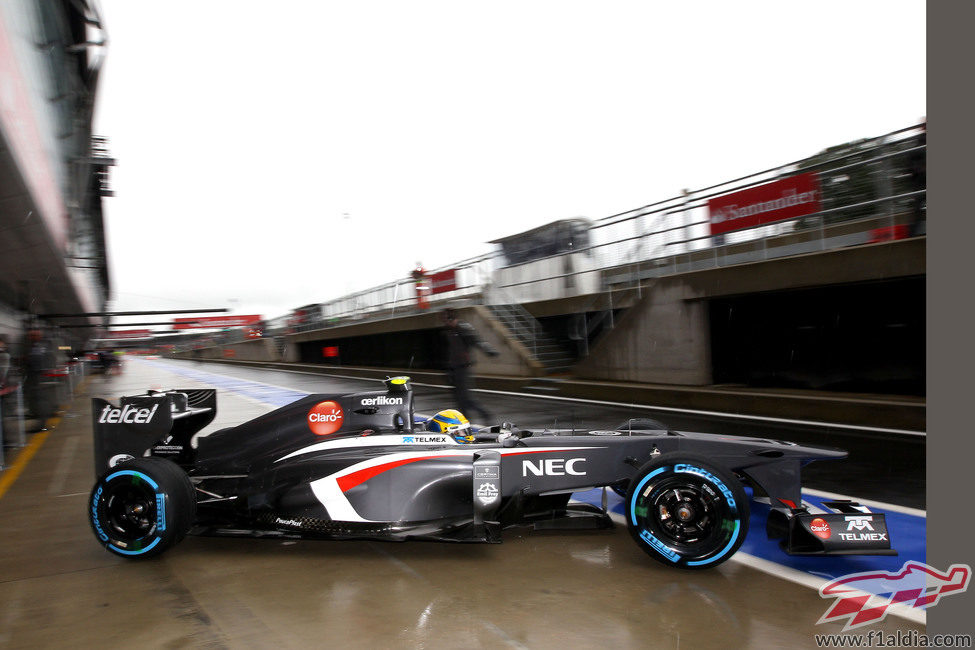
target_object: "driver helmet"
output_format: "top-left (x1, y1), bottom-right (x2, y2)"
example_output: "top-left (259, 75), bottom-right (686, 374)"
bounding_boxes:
top-left (426, 409), bottom-right (474, 443)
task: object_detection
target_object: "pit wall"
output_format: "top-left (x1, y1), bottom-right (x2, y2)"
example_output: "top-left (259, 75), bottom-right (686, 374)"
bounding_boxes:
top-left (573, 280), bottom-right (711, 384)
top-left (181, 337), bottom-right (280, 362)
top-left (174, 306), bottom-right (543, 377)
top-left (174, 238), bottom-right (924, 389)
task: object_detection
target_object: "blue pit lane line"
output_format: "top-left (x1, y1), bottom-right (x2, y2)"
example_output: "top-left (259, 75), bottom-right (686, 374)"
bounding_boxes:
top-left (145, 359), bottom-right (310, 407)
top-left (142, 358), bottom-right (926, 587)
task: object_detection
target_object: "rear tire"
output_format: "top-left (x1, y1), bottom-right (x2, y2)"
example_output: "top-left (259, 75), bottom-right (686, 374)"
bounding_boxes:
top-left (625, 453), bottom-right (748, 569)
top-left (89, 457), bottom-right (196, 558)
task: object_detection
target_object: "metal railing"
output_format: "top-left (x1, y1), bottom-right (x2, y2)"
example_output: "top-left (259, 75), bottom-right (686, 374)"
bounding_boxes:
top-left (183, 124), bottom-right (925, 350)
top-left (0, 360), bottom-right (89, 470)
top-left (0, 384), bottom-right (27, 470)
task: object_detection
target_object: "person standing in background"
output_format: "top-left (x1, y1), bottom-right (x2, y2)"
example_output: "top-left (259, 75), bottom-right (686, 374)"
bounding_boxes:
top-left (440, 308), bottom-right (499, 424)
top-left (0, 335), bottom-right (10, 387)
top-left (23, 329), bottom-right (55, 431)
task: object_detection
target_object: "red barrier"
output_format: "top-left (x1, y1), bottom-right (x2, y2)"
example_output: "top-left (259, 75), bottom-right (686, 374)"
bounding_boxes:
top-left (869, 225), bottom-right (910, 243)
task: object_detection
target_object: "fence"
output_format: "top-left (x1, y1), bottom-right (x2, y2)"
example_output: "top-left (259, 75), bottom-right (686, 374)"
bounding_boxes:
top-left (184, 123), bottom-right (925, 346)
top-left (0, 384), bottom-right (26, 470)
top-left (0, 360), bottom-right (89, 470)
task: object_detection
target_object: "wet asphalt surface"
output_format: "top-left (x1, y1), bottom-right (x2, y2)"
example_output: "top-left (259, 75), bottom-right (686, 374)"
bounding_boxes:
top-left (0, 358), bottom-right (926, 649)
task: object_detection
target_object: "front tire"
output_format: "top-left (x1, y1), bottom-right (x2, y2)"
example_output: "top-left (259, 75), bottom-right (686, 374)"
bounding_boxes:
top-left (625, 453), bottom-right (748, 569)
top-left (89, 457), bottom-right (196, 558)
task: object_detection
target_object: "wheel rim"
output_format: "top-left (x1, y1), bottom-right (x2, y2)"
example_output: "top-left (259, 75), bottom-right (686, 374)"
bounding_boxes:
top-left (632, 475), bottom-right (731, 555)
top-left (648, 480), bottom-right (718, 545)
top-left (104, 478), bottom-right (157, 542)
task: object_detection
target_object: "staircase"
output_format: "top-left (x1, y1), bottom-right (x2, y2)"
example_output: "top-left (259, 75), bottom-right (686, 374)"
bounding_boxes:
top-left (484, 303), bottom-right (575, 374)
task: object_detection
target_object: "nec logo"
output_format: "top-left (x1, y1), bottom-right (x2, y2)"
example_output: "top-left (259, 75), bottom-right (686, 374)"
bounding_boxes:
top-left (522, 457), bottom-right (586, 477)
top-left (846, 516), bottom-right (874, 531)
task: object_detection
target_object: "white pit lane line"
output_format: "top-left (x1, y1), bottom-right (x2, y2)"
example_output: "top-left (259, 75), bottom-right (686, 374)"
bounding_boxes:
top-left (801, 488), bottom-right (926, 518)
top-left (730, 553), bottom-right (927, 626)
top-left (577, 488), bottom-right (926, 627)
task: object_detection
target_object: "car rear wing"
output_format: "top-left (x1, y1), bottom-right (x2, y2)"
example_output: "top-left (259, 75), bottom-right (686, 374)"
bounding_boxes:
top-left (92, 389), bottom-right (216, 475)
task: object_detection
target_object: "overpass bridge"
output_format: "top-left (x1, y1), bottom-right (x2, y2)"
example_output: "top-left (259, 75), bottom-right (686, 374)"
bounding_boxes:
top-left (175, 124), bottom-right (926, 429)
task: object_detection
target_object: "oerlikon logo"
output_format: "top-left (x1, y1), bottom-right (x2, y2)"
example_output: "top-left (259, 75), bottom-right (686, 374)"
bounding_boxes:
top-left (307, 401), bottom-right (344, 435)
top-left (818, 561), bottom-right (971, 631)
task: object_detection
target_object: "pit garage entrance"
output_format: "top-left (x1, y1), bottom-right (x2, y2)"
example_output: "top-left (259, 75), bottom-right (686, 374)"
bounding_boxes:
top-left (709, 277), bottom-right (924, 395)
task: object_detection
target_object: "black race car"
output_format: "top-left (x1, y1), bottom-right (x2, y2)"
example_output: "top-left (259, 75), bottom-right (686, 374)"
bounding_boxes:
top-left (87, 377), bottom-right (895, 569)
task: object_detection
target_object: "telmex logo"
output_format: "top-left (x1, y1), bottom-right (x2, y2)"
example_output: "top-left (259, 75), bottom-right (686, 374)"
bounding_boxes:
top-left (522, 458), bottom-right (586, 477)
top-left (307, 401), bottom-right (344, 435)
top-left (846, 515), bottom-right (874, 531)
top-left (98, 404), bottom-right (159, 424)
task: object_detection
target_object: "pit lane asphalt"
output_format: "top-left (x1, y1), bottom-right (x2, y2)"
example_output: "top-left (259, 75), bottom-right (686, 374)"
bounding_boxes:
top-left (0, 359), bottom-right (926, 649)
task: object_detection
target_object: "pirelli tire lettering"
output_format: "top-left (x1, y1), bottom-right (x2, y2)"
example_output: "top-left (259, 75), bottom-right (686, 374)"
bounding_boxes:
top-left (625, 453), bottom-right (749, 569)
top-left (88, 457), bottom-right (196, 558)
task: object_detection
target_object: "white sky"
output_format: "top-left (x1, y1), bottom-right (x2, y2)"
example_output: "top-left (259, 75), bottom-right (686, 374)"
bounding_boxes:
top-left (93, 1), bottom-right (926, 326)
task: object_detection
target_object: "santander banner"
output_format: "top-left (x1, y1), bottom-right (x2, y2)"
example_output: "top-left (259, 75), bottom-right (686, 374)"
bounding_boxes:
top-left (172, 315), bottom-right (263, 330)
top-left (708, 172), bottom-right (821, 235)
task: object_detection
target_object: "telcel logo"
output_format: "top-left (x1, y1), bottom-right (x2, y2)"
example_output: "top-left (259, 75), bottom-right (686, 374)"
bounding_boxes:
top-left (98, 404), bottom-right (159, 424)
top-left (522, 457), bottom-right (586, 477)
top-left (308, 401), bottom-right (344, 435)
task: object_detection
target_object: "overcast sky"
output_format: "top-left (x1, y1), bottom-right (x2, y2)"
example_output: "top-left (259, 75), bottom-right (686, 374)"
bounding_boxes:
top-left (93, 1), bottom-right (926, 325)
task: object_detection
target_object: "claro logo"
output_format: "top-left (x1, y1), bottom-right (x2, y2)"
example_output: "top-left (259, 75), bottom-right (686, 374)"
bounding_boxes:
top-left (810, 517), bottom-right (832, 540)
top-left (307, 401), bottom-right (344, 435)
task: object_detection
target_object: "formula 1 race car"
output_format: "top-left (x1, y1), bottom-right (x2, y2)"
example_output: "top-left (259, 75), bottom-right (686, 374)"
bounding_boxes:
top-left (87, 377), bottom-right (896, 569)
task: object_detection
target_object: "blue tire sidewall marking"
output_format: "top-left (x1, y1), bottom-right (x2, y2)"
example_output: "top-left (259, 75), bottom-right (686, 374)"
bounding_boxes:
top-left (90, 485), bottom-right (109, 542)
top-left (629, 467), bottom-right (680, 563)
top-left (686, 519), bottom-right (740, 567)
top-left (675, 463), bottom-right (739, 513)
top-left (104, 469), bottom-right (159, 490)
top-left (629, 463), bottom-right (743, 566)
top-left (675, 464), bottom-right (742, 566)
top-left (629, 467), bottom-right (667, 526)
top-left (107, 536), bottom-right (161, 556)
top-left (93, 469), bottom-right (165, 555)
